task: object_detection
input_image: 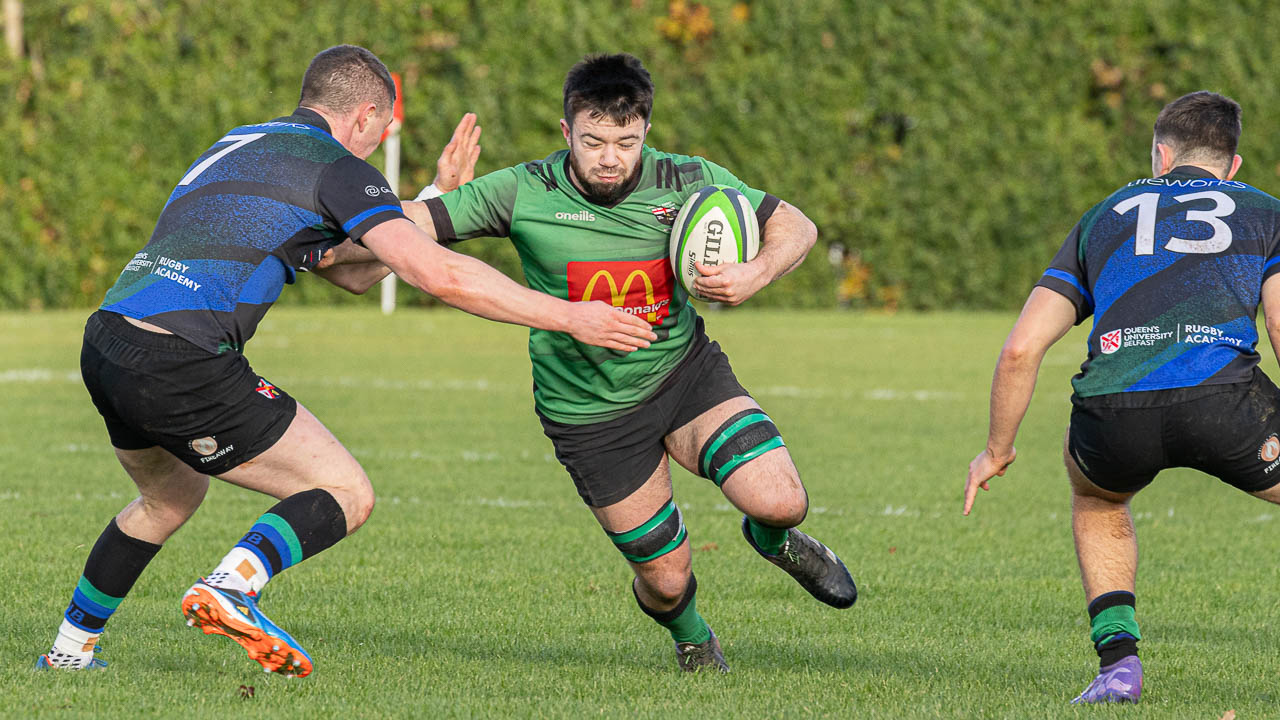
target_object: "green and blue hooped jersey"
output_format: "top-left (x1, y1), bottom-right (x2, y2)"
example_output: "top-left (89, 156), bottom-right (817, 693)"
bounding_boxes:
top-left (1038, 166), bottom-right (1280, 397)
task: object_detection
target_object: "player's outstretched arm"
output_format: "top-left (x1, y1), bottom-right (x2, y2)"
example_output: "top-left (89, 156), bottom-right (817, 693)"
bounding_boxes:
top-left (361, 218), bottom-right (658, 351)
top-left (964, 287), bottom-right (1076, 516)
top-left (693, 200), bottom-right (817, 305)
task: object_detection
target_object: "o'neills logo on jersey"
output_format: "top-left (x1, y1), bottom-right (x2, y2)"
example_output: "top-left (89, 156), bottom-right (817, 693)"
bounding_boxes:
top-left (555, 210), bottom-right (596, 222)
top-left (567, 258), bottom-right (673, 325)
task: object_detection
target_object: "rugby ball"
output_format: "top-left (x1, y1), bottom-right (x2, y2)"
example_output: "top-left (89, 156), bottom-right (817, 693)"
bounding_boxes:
top-left (669, 185), bottom-right (759, 300)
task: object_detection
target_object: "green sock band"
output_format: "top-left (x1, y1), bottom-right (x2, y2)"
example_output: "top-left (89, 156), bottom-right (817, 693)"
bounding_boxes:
top-left (637, 575), bottom-right (712, 645)
top-left (748, 517), bottom-right (789, 555)
top-left (661, 600), bottom-right (712, 645)
top-left (1090, 604), bottom-right (1141, 646)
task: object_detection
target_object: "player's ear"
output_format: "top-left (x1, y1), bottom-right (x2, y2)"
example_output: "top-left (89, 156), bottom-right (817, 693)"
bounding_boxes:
top-left (1154, 142), bottom-right (1176, 176)
top-left (356, 102), bottom-right (377, 132)
top-left (1226, 154), bottom-right (1242, 180)
top-left (560, 118), bottom-right (572, 146)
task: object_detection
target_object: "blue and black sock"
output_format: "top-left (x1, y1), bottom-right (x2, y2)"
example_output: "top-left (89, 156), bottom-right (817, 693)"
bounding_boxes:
top-left (52, 517), bottom-right (161, 657)
top-left (207, 488), bottom-right (347, 595)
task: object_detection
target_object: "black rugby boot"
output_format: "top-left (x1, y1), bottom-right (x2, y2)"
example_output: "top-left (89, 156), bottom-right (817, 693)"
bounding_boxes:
top-left (675, 628), bottom-right (729, 673)
top-left (741, 516), bottom-right (857, 609)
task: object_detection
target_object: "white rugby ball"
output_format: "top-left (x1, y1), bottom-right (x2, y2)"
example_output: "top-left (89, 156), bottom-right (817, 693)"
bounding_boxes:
top-left (669, 185), bottom-right (759, 300)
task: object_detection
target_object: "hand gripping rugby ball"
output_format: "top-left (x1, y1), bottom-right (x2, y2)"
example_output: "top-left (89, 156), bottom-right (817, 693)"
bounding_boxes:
top-left (669, 185), bottom-right (759, 300)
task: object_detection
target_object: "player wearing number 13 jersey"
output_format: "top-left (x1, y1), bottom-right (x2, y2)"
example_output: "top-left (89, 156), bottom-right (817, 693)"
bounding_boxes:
top-left (406, 53), bottom-right (856, 672)
top-left (965, 91), bottom-right (1280, 704)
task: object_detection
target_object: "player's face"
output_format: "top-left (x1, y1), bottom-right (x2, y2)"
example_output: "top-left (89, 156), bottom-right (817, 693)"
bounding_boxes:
top-left (562, 111), bottom-right (649, 203)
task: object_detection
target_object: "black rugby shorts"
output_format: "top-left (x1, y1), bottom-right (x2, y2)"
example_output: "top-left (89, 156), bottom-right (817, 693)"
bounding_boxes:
top-left (538, 318), bottom-right (750, 507)
top-left (1068, 368), bottom-right (1280, 494)
top-left (80, 310), bottom-right (297, 475)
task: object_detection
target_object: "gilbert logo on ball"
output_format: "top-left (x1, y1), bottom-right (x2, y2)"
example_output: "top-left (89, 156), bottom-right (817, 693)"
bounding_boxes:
top-left (669, 185), bottom-right (759, 300)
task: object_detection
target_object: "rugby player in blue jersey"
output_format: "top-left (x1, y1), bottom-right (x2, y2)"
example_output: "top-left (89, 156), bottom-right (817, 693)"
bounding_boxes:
top-left (964, 91), bottom-right (1280, 703)
top-left (36, 45), bottom-right (655, 676)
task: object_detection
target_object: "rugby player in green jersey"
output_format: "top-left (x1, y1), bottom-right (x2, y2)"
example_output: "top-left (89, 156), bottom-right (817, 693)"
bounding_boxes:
top-left (399, 53), bottom-right (858, 671)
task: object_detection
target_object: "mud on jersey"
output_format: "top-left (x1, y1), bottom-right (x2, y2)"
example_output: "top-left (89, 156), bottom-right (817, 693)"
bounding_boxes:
top-left (101, 108), bottom-right (407, 354)
top-left (1037, 166), bottom-right (1280, 397)
top-left (426, 146), bottom-right (779, 424)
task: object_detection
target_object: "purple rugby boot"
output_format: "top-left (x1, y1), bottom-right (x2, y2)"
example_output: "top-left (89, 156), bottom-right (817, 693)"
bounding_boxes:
top-left (1071, 655), bottom-right (1142, 704)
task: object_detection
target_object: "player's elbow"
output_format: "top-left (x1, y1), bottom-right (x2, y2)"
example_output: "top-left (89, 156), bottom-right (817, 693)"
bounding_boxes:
top-left (998, 339), bottom-right (1038, 368)
top-left (1266, 315), bottom-right (1280, 341)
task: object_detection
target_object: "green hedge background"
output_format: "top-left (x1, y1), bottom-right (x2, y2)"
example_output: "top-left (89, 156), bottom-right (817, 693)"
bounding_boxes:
top-left (5, 0), bottom-right (1280, 311)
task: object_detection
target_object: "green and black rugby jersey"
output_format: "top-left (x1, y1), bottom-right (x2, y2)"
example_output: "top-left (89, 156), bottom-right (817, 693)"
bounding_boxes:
top-left (1037, 166), bottom-right (1280, 397)
top-left (425, 146), bottom-right (779, 424)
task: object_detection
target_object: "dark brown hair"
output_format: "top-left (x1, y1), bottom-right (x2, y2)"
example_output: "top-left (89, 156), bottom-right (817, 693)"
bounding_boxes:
top-left (1153, 91), bottom-right (1241, 164)
top-left (563, 53), bottom-right (654, 127)
top-left (299, 45), bottom-right (395, 115)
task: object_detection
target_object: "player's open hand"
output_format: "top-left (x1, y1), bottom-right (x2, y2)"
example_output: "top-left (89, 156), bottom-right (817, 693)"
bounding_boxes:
top-left (692, 261), bottom-right (768, 306)
top-left (432, 113), bottom-right (482, 193)
top-left (963, 447), bottom-right (1016, 516)
top-left (569, 301), bottom-right (658, 352)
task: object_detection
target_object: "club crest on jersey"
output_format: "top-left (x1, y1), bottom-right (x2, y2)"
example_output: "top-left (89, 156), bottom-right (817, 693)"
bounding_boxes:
top-left (255, 378), bottom-right (281, 399)
top-left (649, 202), bottom-right (679, 226)
top-left (1099, 329), bottom-right (1122, 355)
top-left (567, 258), bottom-right (673, 325)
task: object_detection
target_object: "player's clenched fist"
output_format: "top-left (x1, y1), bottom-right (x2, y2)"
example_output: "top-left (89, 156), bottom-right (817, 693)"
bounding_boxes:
top-left (568, 300), bottom-right (657, 352)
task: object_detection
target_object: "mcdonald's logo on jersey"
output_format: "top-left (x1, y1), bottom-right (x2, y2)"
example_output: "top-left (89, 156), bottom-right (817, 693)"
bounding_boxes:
top-left (567, 258), bottom-right (673, 325)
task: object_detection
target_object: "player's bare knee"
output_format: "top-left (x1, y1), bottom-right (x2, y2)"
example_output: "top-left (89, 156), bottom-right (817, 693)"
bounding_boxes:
top-left (754, 488), bottom-right (808, 528)
top-left (327, 471), bottom-right (375, 532)
top-left (347, 479), bottom-right (376, 531)
top-left (636, 564), bottom-right (691, 606)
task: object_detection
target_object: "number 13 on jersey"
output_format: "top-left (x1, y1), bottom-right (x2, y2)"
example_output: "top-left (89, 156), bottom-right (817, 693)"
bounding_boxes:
top-left (1112, 190), bottom-right (1236, 256)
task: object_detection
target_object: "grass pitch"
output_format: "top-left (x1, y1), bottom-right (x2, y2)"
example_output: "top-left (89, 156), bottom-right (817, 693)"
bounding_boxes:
top-left (1, 307), bottom-right (1273, 719)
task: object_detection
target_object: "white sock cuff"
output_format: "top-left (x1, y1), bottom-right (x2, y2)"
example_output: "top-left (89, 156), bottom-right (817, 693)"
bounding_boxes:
top-left (53, 619), bottom-right (99, 657)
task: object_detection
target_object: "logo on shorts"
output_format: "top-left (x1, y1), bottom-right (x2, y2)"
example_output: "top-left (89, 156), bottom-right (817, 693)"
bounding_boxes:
top-left (189, 436), bottom-right (218, 456)
top-left (1099, 329), bottom-right (1122, 355)
top-left (1260, 435), bottom-right (1280, 463)
top-left (365, 185), bottom-right (392, 197)
top-left (566, 258), bottom-right (673, 325)
top-left (255, 378), bottom-right (281, 399)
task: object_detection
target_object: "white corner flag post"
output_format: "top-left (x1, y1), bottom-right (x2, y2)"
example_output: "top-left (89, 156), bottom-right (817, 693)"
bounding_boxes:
top-left (380, 72), bottom-right (404, 315)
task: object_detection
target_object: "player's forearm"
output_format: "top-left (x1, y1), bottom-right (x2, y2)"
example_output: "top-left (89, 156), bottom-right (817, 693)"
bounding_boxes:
top-left (313, 261), bottom-right (392, 294)
top-left (985, 345), bottom-right (1045, 456)
top-left (316, 238), bottom-right (379, 268)
top-left (394, 249), bottom-right (572, 333)
top-left (756, 201), bottom-right (817, 281)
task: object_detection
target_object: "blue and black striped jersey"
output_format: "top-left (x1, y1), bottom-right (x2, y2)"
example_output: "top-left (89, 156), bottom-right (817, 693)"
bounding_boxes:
top-left (1038, 166), bottom-right (1280, 397)
top-left (101, 108), bottom-right (406, 354)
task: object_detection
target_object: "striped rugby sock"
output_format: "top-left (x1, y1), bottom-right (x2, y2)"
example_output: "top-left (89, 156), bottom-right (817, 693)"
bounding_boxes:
top-left (206, 489), bottom-right (347, 595)
top-left (52, 518), bottom-right (160, 657)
